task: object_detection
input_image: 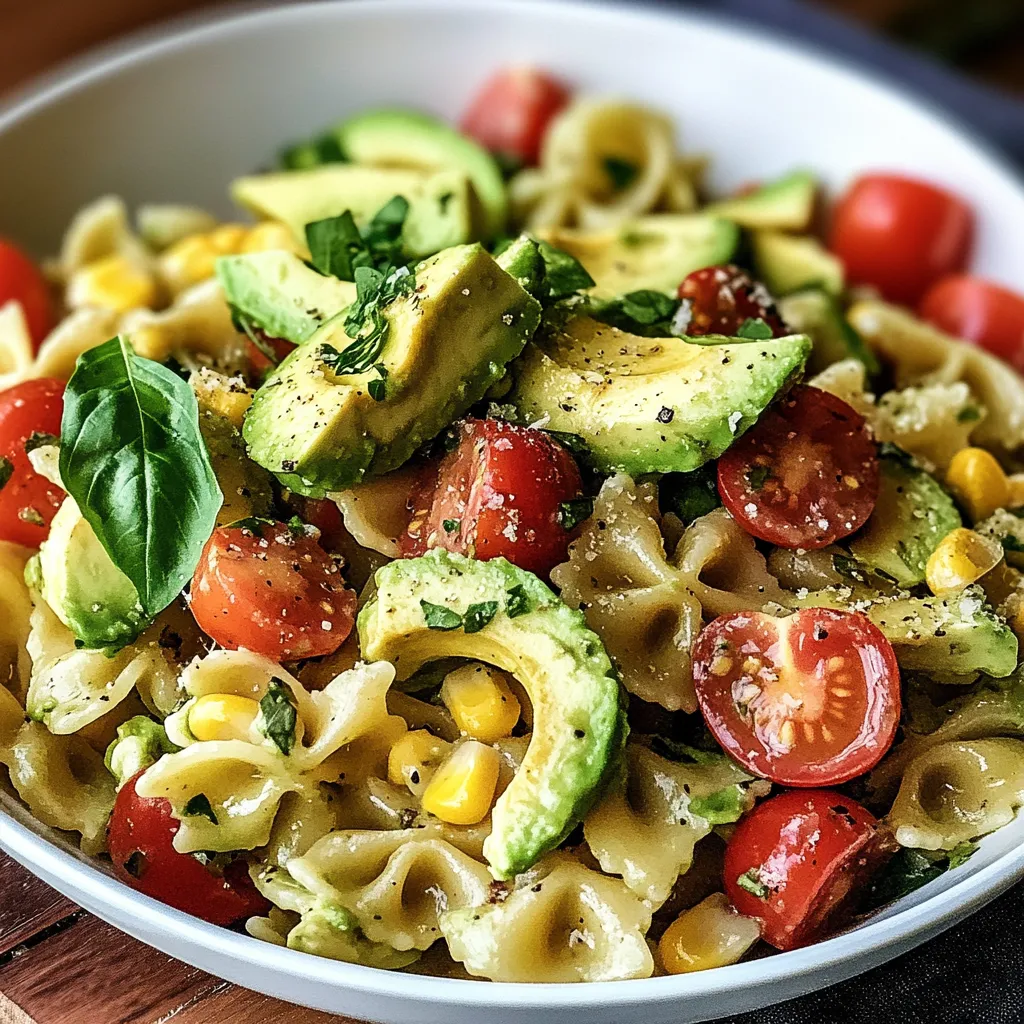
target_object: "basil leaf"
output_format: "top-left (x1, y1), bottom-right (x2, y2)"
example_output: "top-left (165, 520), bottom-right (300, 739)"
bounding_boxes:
top-left (737, 317), bottom-right (773, 340)
top-left (589, 290), bottom-right (683, 336)
top-left (59, 337), bottom-right (222, 619)
top-left (736, 869), bottom-right (769, 899)
top-left (305, 211), bottom-right (368, 281)
top-left (183, 793), bottom-right (219, 824)
top-left (420, 599), bottom-right (463, 631)
top-left (688, 784), bottom-right (746, 825)
top-left (442, 518), bottom-right (460, 534)
top-left (603, 155), bottom-right (638, 191)
top-left (23, 431), bottom-right (59, 454)
top-left (0, 456), bottom-right (12, 491)
top-left (363, 195), bottom-right (409, 260)
top-left (279, 132), bottom-right (345, 170)
top-left (259, 679), bottom-right (298, 755)
top-left (745, 465), bottom-right (773, 491)
top-left (464, 601), bottom-right (498, 634)
top-left (947, 839), bottom-right (978, 869)
top-left (506, 585), bottom-right (530, 618)
top-left (536, 240), bottom-right (595, 302)
top-left (557, 497), bottom-right (594, 531)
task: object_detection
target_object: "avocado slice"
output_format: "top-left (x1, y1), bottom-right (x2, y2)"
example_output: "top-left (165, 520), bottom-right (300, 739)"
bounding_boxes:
top-left (198, 410), bottom-right (275, 528)
top-left (779, 288), bottom-right (880, 376)
top-left (231, 165), bottom-right (473, 259)
top-left (536, 214), bottom-right (738, 298)
top-left (243, 243), bottom-right (541, 495)
top-left (510, 315), bottom-right (811, 476)
top-left (753, 232), bottom-right (843, 297)
top-left (846, 446), bottom-right (961, 587)
top-left (358, 550), bottom-right (627, 878)
top-left (336, 110), bottom-right (507, 239)
top-left (704, 170), bottom-right (817, 231)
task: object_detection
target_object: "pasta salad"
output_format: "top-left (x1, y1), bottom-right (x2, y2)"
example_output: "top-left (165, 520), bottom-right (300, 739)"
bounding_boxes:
top-left (2, 66), bottom-right (1024, 982)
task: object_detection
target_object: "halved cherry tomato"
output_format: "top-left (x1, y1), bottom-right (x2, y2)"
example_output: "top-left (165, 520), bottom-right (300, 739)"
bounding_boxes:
top-left (400, 418), bottom-right (585, 578)
top-left (829, 174), bottom-right (973, 304)
top-left (723, 789), bottom-right (894, 950)
top-left (287, 494), bottom-right (347, 552)
top-left (0, 378), bottom-right (66, 547)
top-left (108, 771), bottom-right (268, 926)
top-left (245, 331), bottom-right (296, 379)
top-left (0, 239), bottom-right (52, 348)
top-left (676, 265), bottom-right (788, 338)
top-left (920, 274), bottom-right (1024, 371)
top-left (717, 385), bottom-right (879, 550)
top-left (190, 520), bottom-right (356, 659)
top-left (460, 67), bottom-right (570, 167)
top-left (693, 608), bottom-right (900, 786)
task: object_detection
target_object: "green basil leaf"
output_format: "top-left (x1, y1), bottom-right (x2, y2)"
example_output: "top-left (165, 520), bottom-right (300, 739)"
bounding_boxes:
top-left (442, 518), bottom-right (460, 534)
top-left (183, 793), bottom-right (219, 824)
top-left (588, 290), bottom-right (682, 336)
top-left (947, 839), bottom-right (978, 869)
top-left (279, 132), bottom-right (345, 170)
top-left (0, 456), bottom-right (12, 491)
top-left (506, 585), bottom-right (530, 618)
top-left (688, 784), bottom-right (746, 825)
top-left (363, 195), bottom-right (409, 259)
top-left (737, 317), bottom-right (773, 340)
top-left (259, 679), bottom-right (298, 755)
top-left (659, 466), bottom-right (721, 525)
top-left (59, 337), bottom-right (222, 619)
top-left (23, 431), bottom-right (59, 455)
top-left (536, 240), bottom-right (595, 302)
top-left (464, 601), bottom-right (498, 634)
top-left (736, 869), bottom-right (769, 899)
top-left (420, 599), bottom-right (463, 631)
top-left (557, 497), bottom-right (595, 531)
top-left (305, 211), bottom-right (367, 281)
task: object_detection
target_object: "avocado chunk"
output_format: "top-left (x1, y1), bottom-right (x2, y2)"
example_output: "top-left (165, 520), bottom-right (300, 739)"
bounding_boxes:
top-left (846, 446), bottom-right (961, 587)
top-left (493, 234), bottom-right (544, 295)
top-left (232, 165), bottom-right (473, 259)
top-left (336, 109), bottom-right (507, 239)
top-left (779, 288), bottom-right (880, 376)
top-left (510, 315), bottom-right (811, 476)
top-left (217, 250), bottom-right (356, 344)
top-left (753, 232), bottom-right (843, 297)
top-left (197, 409), bottom-right (275, 527)
top-left (358, 550), bottom-right (626, 878)
top-left (536, 214), bottom-right (738, 298)
top-left (705, 170), bottom-right (817, 231)
top-left (243, 243), bottom-right (541, 495)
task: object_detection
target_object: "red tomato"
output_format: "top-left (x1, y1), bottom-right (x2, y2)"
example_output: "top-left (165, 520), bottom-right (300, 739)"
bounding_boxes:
top-left (246, 332), bottom-right (296, 379)
top-left (724, 789), bottom-right (894, 950)
top-left (0, 239), bottom-right (52, 348)
top-left (717, 385), bottom-right (879, 550)
top-left (190, 520), bottom-right (356, 659)
top-left (108, 771), bottom-right (268, 926)
top-left (920, 274), bottom-right (1024, 371)
top-left (829, 174), bottom-right (973, 304)
top-left (0, 378), bottom-right (66, 547)
top-left (287, 495), bottom-right (347, 552)
top-left (693, 607), bottom-right (901, 786)
top-left (676, 265), bottom-right (788, 337)
top-left (460, 67), bottom-right (570, 166)
top-left (400, 418), bottom-right (585, 578)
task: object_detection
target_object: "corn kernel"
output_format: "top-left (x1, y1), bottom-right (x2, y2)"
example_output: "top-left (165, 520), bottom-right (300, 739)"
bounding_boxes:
top-left (658, 893), bottom-right (761, 975)
top-left (188, 694), bottom-right (260, 742)
top-left (421, 740), bottom-right (501, 825)
top-left (387, 729), bottom-right (451, 797)
top-left (440, 663), bottom-right (521, 743)
top-left (191, 368), bottom-right (254, 430)
top-left (66, 255), bottom-right (158, 313)
top-left (926, 527), bottom-right (1003, 596)
top-left (946, 447), bottom-right (1010, 522)
top-left (241, 221), bottom-right (305, 256)
top-left (1007, 473), bottom-right (1024, 510)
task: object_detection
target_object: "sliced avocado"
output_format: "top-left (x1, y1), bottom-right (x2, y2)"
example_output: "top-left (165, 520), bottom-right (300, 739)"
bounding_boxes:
top-left (243, 243), bottom-right (541, 495)
top-left (705, 170), bottom-right (817, 231)
top-left (358, 550), bottom-right (626, 878)
top-left (217, 251), bottom-right (357, 344)
top-left (197, 409), bottom-right (275, 527)
top-left (336, 109), bottom-right (507, 239)
top-left (536, 214), bottom-right (738, 298)
top-left (846, 446), bottom-right (961, 587)
top-left (753, 231), bottom-right (843, 296)
top-left (779, 287), bottom-right (880, 376)
top-left (510, 315), bottom-right (810, 476)
top-left (494, 234), bottom-right (544, 295)
top-left (104, 717), bottom-right (177, 789)
top-left (232, 165), bottom-right (473, 258)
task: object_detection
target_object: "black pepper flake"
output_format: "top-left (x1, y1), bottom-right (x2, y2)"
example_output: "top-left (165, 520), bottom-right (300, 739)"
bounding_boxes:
top-left (657, 407), bottom-right (674, 424)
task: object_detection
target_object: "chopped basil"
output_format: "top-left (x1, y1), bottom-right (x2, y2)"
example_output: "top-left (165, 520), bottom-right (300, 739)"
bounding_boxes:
top-left (286, 515), bottom-right (307, 537)
top-left (0, 456), bottom-right (12, 491)
top-left (833, 552), bottom-right (868, 583)
top-left (947, 839), bottom-right (978, 869)
top-left (745, 465), bottom-right (773, 491)
top-left (589, 290), bottom-right (682, 336)
top-left (736, 868), bottom-right (769, 899)
top-left (543, 430), bottom-right (591, 460)
top-left (183, 793), bottom-right (219, 825)
top-left (648, 734), bottom-right (723, 765)
top-left (305, 210), bottom-right (367, 280)
top-left (603, 155), bottom-right (638, 191)
top-left (557, 497), bottom-right (594, 531)
top-left (420, 599), bottom-right (463, 631)
top-left (23, 431), bottom-right (59, 454)
top-left (737, 317), bottom-right (774, 340)
top-left (259, 679), bottom-right (298, 756)
top-left (279, 132), bottom-right (345, 170)
top-left (688, 785), bottom-right (747, 825)
top-left (1002, 535), bottom-right (1024, 553)
top-left (865, 842), bottom-right (977, 910)
top-left (506, 584), bottom-right (530, 618)
top-left (536, 240), bottom-right (595, 302)
top-left (367, 377), bottom-right (386, 402)
top-left (956, 405), bottom-right (982, 423)
top-left (442, 518), bottom-right (460, 534)
top-left (224, 516), bottom-right (277, 537)
top-left (464, 601), bottom-right (498, 634)
top-left (659, 466), bottom-right (721, 525)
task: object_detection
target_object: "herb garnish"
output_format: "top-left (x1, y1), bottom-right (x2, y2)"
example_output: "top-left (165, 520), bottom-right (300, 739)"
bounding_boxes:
top-left (603, 155), bottom-right (639, 191)
top-left (659, 466), bottom-right (721, 525)
top-left (589, 290), bottom-right (683, 336)
top-left (736, 868), bottom-right (769, 899)
top-left (689, 785), bottom-right (747, 825)
top-left (23, 431), bottom-right (59, 454)
top-left (737, 317), bottom-right (774, 340)
top-left (864, 842), bottom-right (977, 910)
top-left (442, 518), bottom-right (461, 534)
top-left (305, 195), bottom-right (409, 282)
top-left (557, 497), bottom-right (594, 531)
top-left (420, 599), bottom-right (464, 631)
top-left (183, 793), bottom-right (219, 824)
top-left (279, 132), bottom-right (345, 170)
top-left (746, 465), bottom-right (773, 491)
top-left (536, 240), bottom-right (595, 302)
top-left (506, 585), bottom-right (530, 618)
top-left (259, 679), bottom-right (298, 756)
top-left (0, 457), bottom-right (12, 492)
top-left (464, 601), bottom-right (499, 634)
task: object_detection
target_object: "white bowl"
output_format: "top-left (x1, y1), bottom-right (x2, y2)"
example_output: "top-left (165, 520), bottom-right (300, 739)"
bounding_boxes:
top-left (2, 2), bottom-right (1024, 1021)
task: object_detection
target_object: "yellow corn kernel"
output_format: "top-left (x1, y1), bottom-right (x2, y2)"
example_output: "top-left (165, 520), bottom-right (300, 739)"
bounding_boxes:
top-left (387, 729), bottom-right (451, 797)
top-left (188, 694), bottom-right (260, 742)
top-left (926, 527), bottom-right (1003, 596)
top-left (66, 255), bottom-right (158, 313)
top-left (421, 740), bottom-right (501, 825)
top-left (241, 221), bottom-right (306, 256)
top-left (440, 663), bottom-right (521, 743)
top-left (946, 447), bottom-right (1009, 522)
top-left (191, 368), bottom-right (254, 430)
top-left (158, 223), bottom-right (249, 294)
top-left (658, 894), bottom-right (761, 975)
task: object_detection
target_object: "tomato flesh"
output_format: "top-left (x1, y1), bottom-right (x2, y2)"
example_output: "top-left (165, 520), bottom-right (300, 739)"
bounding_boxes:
top-left (246, 331), bottom-right (296, 380)
top-left (0, 239), bottom-right (52, 348)
top-left (724, 789), bottom-right (894, 950)
top-left (460, 67), bottom-right (570, 166)
top-left (190, 520), bottom-right (356, 659)
top-left (400, 418), bottom-right (585, 578)
top-left (693, 608), bottom-right (900, 786)
top-left (0, 378), bottom-right (66, 546)
top-left (676, 265), bottom-right (788, 338)
top-left (108, 771), bottom-right (268, 926)
top-left (829, 173), bottom-right (973, 304)
top-left (920, 274), bottom-right (1024, 372)
top-left (717, 385), bottom-right (879, 550)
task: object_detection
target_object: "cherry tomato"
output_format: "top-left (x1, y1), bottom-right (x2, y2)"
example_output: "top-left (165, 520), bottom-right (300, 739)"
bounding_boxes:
top-left (920, 274), bottom-right (1024, 371)
top-left (718, 385), bottom-right (879, 550)
top-left (190, 520), bottom-right (356, 659)
top-left (400, 418), bottom-right (585, 578)
top-left (460, 67), bottom-right (570, 167)
top-left (829, 174), bottom-right (973, 304)
top-left (676, 265), bottom-right (788, 338)
top-left (0, 239), bottom-right (52, 348)
top-left (693, 608), bottom-right (901, 786)
top-left (723, 789), bottom-right (894, 950)
top-left (287, 495), bottom-right (347, 552)
top-left (0, 378), bottom-right (66, 547)
top-left (108, 771), bottom-right (268, 926)
top-left (245, 332), bottom-right (296, 379)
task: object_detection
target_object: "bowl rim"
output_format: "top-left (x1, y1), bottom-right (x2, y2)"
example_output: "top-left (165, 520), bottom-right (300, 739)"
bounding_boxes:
top-left (2, 0), bottom-right (1024, 1011)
